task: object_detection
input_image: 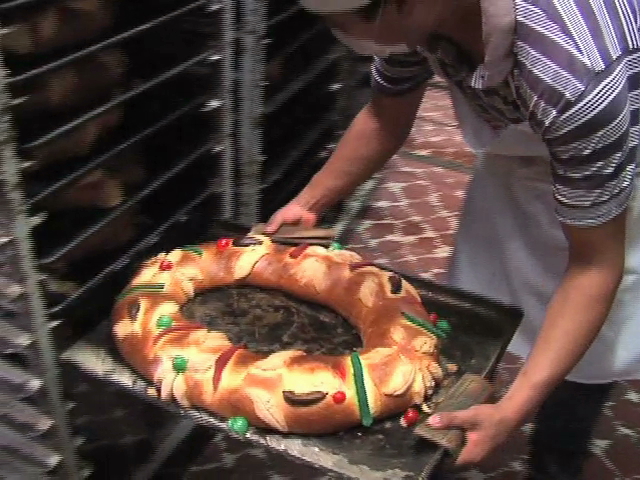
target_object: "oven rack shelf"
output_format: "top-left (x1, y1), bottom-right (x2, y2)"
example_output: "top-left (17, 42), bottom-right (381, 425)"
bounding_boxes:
top-left (267, 3), bottom-right (300, 26)
top-left (1, 52), bottom-right (83, 480)
top-left (48, 175), bottom-right (224, 320)
top-left (19, 50), bottom-right (221, 153)
top-left (3, 0), bottom-right (220, 82)
top-left (0, 0), bottom-right (235, 477)
top-left (264, 48), bottom-right (341, 115)
top-left (26, 92), bottom-right (213, 206)
top-left (37, 140), bottom-right (223, 267)
top-left (236, 0), bottom-right (355, 225)
top-left (0, 0), bottom-right (370, 477)
top-left (262, 112), bottom-right (335, 188)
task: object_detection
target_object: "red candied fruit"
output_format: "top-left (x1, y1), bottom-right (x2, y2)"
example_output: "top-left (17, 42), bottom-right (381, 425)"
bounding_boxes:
top-left (216, 238), bottom-right (233, 251)
top-left (158, 260), bottom-right (174, 271)
top-left (332, 391), bottom-right (347, 404)
top-left (334, 364), bottom-right (347, 381)
top-left (289, 244), bottom-right (309, 259)
top-left (401, 408), bottom-right (420, 427)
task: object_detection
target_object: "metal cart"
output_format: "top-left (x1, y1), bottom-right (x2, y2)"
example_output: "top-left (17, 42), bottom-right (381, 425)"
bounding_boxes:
top-left (0, 0), bottom-right (366, 477)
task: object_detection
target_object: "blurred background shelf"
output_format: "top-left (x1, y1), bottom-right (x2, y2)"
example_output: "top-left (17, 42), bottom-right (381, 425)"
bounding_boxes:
top-left (0, 0), bottom-right (371, 478)
top-left (236, 0), bottom-right (369, 225)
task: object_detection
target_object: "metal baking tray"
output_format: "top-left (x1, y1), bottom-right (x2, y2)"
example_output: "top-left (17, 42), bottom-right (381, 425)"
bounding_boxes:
top-left (61, 221), bottom-right (522, 479)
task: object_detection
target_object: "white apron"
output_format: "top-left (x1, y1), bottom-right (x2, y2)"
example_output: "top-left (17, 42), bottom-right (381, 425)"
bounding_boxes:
top-left (445, 86), bottom-right (640, 383)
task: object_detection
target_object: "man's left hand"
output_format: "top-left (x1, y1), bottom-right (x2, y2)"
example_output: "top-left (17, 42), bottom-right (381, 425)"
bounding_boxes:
top-left (427, 403), bottom-right (521, 466)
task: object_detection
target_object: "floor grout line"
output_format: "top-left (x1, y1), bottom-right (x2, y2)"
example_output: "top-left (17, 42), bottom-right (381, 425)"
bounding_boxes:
top-left (348, 151), bottom-right (640, 479)
top-left (398, 149), bottom-right (474, 174)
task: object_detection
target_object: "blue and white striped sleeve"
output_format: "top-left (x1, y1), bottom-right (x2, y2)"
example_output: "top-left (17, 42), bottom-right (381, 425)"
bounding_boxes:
top-left (370, 51), bottom-right (434, 96)
top-left (544, 54), bottom-right (638, 227)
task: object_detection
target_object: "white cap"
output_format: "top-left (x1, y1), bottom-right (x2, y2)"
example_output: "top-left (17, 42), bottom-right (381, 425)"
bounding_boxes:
top-left (298, 0), bottom-right (373, 14)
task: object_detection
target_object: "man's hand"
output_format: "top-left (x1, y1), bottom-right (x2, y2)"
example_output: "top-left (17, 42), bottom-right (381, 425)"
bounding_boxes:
top-left (264, 201), bottom-right (319, 233)
top-left (263, 87), bottom-right (426, 233)
top-left (427, 403), bottom-right (521, 466)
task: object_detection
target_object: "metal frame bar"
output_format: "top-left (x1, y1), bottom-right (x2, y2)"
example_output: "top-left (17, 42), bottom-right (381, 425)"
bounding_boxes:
top-left (132, 417), bottom-right (196, 480)
top-left (0, 0), bottom-right (237, 476)
top-left (0, 29), bottom-right (82, 479)
top-left (236, 0), bottom-right (267, 226)
top-left (215, 0), bottom-right (236, 220)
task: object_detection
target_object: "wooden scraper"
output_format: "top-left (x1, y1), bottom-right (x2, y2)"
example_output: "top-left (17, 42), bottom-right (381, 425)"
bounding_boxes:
top-left (250, 223), bottom-right (337, 246)
top-left (414, 373), bottom-right (494, 460)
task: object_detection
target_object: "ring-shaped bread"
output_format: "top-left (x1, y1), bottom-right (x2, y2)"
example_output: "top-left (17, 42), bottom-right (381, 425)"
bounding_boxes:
top-left (112, 234), bottom-right (449, 434)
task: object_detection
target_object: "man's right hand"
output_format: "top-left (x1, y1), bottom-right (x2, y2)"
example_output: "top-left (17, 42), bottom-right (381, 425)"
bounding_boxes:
top-left (264, 85), bottom-right (425, 235)
top-left (264, 201), bottom-right (319, 233)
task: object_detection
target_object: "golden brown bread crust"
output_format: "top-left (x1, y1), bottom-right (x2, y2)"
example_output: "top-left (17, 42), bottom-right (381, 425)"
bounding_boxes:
top-left (38, 169), bottom-right (124, 210)
top-left (47, 207), bottom-right (141, 274)
top-left (26, 106), bottom-right (123, 170)
top-left (13, 48), bottom-right (128, 117)
top-left (2, 0), bottom-right (117, 56)
top-left (112, 235), bottom-right (448, 434)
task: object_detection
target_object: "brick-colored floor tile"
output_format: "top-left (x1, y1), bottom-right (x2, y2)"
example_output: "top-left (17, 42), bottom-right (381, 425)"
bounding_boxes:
top-left (343, 81), bottom-right (640, 477)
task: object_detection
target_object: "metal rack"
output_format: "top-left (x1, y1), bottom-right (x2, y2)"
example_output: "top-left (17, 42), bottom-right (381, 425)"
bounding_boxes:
top-left (236, 0), bottom-right (354, 225)
top-left (0, 0), bottom-right (235, 477)
top-left (0, 0), bottom-right (372, 478)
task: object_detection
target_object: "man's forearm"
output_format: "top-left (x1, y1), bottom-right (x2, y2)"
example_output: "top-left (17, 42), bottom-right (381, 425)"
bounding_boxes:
top-left (296, 106), bottom-right (407, 212)
top-left (295, 86), bottom-right (426, 213)
top-left (499, 265), bottom-right (623, 422)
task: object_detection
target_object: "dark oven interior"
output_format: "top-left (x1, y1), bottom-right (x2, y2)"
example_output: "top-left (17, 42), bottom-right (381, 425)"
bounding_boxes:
top-left (257, 0), bottom-right (345, 221)
top-left (3, 0), bottom-right (232, 347)
top-left (0, 0), bottom-right (357, 477)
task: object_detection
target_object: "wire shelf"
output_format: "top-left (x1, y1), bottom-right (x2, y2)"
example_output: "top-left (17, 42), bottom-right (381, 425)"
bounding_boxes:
top-left (0, 0), bottom-right (235, 477)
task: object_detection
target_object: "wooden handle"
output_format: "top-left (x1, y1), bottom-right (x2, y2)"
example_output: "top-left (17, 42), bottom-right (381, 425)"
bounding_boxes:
top-left (250, 223), bottom-right (336, 239)
top-left (413, 374), bottom-right (494, 458)
top-left (270, 237), bottom-right (334, 247)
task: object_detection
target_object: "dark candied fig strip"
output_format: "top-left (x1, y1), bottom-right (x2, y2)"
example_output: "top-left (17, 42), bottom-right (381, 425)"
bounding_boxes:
top-left (127, 299), bottom-right (141, 320)
top-left (282, 390), bottom-right (328, 407)
top-left (349, 262), bottom-right (376, 270)
top-left (388, 274), bottom-right (403, 294)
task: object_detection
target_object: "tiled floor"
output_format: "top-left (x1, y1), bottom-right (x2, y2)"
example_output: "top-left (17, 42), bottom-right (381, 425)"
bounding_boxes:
top-left (346, 79), bottom-right (640, 479)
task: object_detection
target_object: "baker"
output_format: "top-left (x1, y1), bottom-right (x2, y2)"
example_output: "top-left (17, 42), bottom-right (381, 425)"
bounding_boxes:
top-left (265, 0), bottom-right (640, 477)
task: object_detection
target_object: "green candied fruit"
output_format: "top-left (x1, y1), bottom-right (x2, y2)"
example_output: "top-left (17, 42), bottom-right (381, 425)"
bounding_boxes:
top-left (180, 245), bottom-right (204, 256)
top-left (402, 311), bottom-right (445, 339)
top-left (172, 355), bottom-right (188, 374)
top-left (329, 242), bottom-right (344, 251)
top-left (436, 319), bottom-right (452, 334)
top-left (228, 416), bottom-right (249, 435)
top-left (156, 315), bottom-right (174, 329)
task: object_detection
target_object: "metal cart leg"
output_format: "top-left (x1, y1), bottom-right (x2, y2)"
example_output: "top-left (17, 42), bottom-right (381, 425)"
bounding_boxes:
top-left (133, 417), bottom-right (195, 480)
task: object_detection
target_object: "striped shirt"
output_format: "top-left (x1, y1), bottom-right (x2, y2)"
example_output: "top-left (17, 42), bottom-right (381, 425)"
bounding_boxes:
top-left (370, 0), bottom-right (640, 227)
